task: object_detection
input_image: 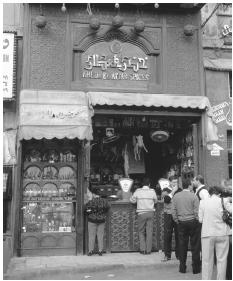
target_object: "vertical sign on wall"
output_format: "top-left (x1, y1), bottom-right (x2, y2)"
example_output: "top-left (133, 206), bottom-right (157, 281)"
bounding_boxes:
top-left (3, 32), bottom-right (15, 99)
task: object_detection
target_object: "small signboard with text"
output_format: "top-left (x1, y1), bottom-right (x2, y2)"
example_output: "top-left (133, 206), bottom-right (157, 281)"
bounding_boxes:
top-left (208, 143), bottom-right (224, 157)
top-left (3, 32), bottom-right (15, 99)
top-left (211, 101), bottom-right (232, 126)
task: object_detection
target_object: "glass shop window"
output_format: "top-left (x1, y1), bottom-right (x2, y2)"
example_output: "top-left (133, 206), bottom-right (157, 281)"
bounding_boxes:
top-left (3, 166), bottom-right (13, 233)
top-left (227, 130), bottom-right (232, 179)
top-left (22, 142), bottom-right (78, 233)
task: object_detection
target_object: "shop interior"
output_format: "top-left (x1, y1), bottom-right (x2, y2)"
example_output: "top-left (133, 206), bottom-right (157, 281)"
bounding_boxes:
top-left (91, 114), bottom-right (200, 199)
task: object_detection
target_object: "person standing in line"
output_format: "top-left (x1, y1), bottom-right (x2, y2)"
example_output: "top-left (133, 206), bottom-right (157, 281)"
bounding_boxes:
top-left (171, 178), bottom-right (201, 274)
top-left (199, 186), bottom-right (232, 280)
top-left (221, 179), bottom-right (232, 280)
top-left (192, 174), bottom-right (210, 262)
top-left (130, 177), bottom-right (157, 255)
top-left (85, 186), bottom-right (110, 256)
top-left (192, 175), bottom-right (209, 201)
top-left (161, 176), bottom-right (182, 261)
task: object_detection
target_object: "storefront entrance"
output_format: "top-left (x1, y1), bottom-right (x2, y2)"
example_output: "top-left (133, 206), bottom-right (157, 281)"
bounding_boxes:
top-left (17, 89), bottom-right (93, 256)
top-left (90, 111), bottom-right (201, 252)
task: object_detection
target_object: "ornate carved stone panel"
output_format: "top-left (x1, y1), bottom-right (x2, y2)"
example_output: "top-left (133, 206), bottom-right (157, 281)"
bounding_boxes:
top-left (110, 208), bottom-right (131, 251)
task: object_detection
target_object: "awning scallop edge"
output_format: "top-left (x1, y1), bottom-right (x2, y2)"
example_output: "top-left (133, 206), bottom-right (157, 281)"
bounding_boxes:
top-left (88, 92), bottom-right (211, 109)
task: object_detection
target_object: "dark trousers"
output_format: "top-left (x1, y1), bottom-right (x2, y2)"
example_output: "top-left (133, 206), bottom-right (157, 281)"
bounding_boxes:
top-left (178, 219), bottom-right (201, 272)
top-left (164, 213), bottom-right (179, 258)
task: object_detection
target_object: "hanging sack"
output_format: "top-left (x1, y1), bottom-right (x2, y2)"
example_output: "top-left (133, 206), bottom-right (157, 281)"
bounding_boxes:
top-left (221, 197), bottom-right (232, 228)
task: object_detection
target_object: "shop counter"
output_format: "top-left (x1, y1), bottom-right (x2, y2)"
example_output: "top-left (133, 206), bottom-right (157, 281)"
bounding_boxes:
top-left (104, 200), bottom-right (165, 252)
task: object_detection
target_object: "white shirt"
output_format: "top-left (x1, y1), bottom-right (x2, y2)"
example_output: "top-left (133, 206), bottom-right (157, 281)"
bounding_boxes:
top-left (130, 186), bottom-right (157, 214)
top-left (195, 184), bottom-right (210, 200)
top-left (199, 194), bottom-right (232, 237)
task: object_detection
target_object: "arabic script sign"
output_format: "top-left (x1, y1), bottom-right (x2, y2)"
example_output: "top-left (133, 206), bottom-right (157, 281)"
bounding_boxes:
top-left (3, 33), bottom-right (15, 98)
top-left (211, 101), bottom-right (232, 126)
top-left (20, 104), bottom-right (90, 126)
top-left (82, 40), bottom-right (151, 81)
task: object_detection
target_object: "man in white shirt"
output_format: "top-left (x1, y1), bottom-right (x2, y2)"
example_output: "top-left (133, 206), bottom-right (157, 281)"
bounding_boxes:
top-left (192, 174), bottom-right (210, 266)
top-left (199, 186), bottom-right (232, 279)
top-left (130, 177), bottom-right (157, 254)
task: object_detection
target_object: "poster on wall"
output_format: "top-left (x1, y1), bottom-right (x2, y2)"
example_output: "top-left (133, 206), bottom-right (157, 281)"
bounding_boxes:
top-left (211, 101), bottom-right (232, 126)
top-left (3, 32), bottom-right (15, 99)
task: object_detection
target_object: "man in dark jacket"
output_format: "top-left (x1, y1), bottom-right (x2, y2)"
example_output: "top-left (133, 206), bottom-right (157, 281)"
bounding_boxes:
top-left (161, 176), bottom-right (182, 261)
top-left (171, 178), bottom-right (200, 274)
top-left (85, 186), bottom-right (110, 256)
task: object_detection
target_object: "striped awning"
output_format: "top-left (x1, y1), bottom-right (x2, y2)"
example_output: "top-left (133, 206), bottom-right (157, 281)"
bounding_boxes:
top-left (88, 91), bottom-right (218, 143)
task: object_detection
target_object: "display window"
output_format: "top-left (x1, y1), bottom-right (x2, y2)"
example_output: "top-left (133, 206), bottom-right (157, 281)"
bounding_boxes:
top-left (20, 139), bottom-right (80, 255)
top-left (22, 202), bottom-right (75, 233)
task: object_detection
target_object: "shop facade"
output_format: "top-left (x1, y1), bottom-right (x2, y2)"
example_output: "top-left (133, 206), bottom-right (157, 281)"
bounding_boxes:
top-left (12, 3), bottom-right (220, 256)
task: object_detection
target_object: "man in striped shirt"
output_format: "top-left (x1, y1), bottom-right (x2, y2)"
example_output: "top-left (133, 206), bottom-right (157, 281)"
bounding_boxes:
top-left (130, 177), bottom-right (157, 254)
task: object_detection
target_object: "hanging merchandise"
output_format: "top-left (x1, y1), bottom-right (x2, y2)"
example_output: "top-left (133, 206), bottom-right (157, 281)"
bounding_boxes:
top-left (123, 143), bottom-right (129, 177)
top-left (128, 141), bottom-right (146, 174)
top-left (150, 130), bottom-right (169, 143)
top-left (132, 135), bottom-right (148, 161)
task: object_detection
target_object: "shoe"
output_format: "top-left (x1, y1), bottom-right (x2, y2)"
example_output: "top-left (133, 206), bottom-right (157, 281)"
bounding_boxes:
top-left (161, 256), bottom-right (171, 262)
top-left (87, 251), bottom-right (94, 256)
top-left (145, 252), bottom-right (151, 255)
top-left (98, 251), bottom-right (103, 256)
top-left (179, 265), bottom-right (186, 273)
top-left (140, 251), bottom-right (146, 255)
top-left (179, 268), bottom-right (186, 273)
top-left (193, 269), bottom-right (201, 274)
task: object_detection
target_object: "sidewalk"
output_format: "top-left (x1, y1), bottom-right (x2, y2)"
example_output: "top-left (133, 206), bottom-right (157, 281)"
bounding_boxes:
top-left (4, 251), bottom-right (190, 280)
top-left (4, 252), bottom-right (193, 280)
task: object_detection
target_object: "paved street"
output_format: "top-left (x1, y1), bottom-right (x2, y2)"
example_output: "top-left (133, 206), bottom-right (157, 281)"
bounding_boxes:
top-left (31, 264), bottom-right (201, 280)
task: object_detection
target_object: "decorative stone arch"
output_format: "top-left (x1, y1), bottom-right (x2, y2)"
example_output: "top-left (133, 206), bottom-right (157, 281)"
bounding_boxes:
top-left (74, 28), bottom-right (159, 55)
top-left (72, 27), bottom-right (162, 93)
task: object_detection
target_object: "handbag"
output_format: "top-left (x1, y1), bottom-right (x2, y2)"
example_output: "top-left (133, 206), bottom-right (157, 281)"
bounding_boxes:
top-left (221, 197), bottom-right (232, 228)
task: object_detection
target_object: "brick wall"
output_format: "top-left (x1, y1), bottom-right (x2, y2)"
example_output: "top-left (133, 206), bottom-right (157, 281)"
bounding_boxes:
top-left (27, 4), bottom-right (201, 95)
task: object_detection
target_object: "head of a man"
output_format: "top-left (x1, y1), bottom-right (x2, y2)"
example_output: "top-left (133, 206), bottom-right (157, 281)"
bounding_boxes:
top-left (209, 185), bottom-right (221, 196)
top-left (142, 177), bottom-right (150, 187)
top-left (169, 176), bottom-right (178, 190)
top-left (192, 175), bottom-right (204, 188)
top-left (90, 186), bottom-right (100, 198)
top-left (182, 178), bottom-right (192, 191)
